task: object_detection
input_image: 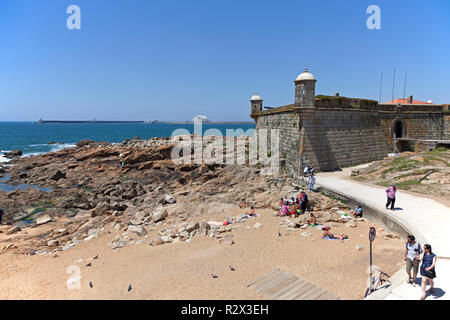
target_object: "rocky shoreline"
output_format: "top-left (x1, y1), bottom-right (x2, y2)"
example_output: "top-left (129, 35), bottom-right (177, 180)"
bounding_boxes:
top-left (0, 136), bottom-right (399, 256)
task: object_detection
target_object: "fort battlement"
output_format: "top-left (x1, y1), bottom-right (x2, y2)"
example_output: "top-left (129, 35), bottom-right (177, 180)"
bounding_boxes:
top-left (250, 70), bottom-right (450, 177)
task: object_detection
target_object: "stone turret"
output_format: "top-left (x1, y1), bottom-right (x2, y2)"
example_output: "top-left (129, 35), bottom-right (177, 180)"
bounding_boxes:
top-left (250, 93), bottom-right (263, 114)
top-left (294, 68), bottom-right (317, 108)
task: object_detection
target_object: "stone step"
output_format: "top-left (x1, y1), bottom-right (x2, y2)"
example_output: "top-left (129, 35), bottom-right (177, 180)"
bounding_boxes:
top-left (246, 268), bottom-right (340, 300)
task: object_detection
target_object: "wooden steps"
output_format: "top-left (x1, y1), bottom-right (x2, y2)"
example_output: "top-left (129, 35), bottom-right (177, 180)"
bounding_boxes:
top-left (246, 268), bottom-right (340, 300)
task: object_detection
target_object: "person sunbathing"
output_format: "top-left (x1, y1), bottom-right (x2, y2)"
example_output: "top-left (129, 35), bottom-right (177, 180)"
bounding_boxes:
top-left (306, 213), bottom-right (317, 225)
top-left (247, 206), bottom-right (256, 217)
top-left (321, 227), bottom-right (348, 241)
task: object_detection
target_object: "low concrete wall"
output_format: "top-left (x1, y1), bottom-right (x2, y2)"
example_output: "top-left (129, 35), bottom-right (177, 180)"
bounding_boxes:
top-left (295, 178), bottom-right (427, 300)
top-left (318, 186), bottom-right (426, 245)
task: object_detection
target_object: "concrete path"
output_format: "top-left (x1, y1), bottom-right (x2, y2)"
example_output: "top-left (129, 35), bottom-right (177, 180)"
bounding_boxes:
top-left (316, 167), bottom-right (450, 300)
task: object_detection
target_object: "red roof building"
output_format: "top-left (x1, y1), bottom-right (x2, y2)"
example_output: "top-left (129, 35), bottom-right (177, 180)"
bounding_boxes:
top-left (384, 95), bottom-right (434, 104)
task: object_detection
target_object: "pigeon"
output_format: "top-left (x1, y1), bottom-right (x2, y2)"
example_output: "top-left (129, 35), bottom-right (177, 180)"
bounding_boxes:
top-left (93, 255), bottom-right (99, 260)
top-left (89, 281), bottom-right (93, 288)
top-left (212, 273), bottom-right (218, 278)
top-left (229, 265), bottom-right (235, 271)
top-left (277, 230), bottom-right (281, 237)
top-left (128, 285), bottom-right (132, 292)
top-left (85, 263), bottom-right (92, 267)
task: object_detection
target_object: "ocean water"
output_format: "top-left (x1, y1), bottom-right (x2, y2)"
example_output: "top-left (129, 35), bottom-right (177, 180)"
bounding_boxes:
top-left (0, 122), bottom-right (255, 162)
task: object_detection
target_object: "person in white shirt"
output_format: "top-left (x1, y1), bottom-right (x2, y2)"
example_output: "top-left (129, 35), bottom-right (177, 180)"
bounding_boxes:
top-left (404, 234), bottom-right (422, 286)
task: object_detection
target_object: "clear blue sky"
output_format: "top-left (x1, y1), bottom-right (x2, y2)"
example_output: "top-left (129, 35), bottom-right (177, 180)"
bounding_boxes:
top-left (0, 0), bottom-right (449, 121)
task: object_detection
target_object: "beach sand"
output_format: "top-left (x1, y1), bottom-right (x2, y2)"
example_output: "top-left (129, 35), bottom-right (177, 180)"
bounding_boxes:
top-left (0, 208), bottom-right (404, 300)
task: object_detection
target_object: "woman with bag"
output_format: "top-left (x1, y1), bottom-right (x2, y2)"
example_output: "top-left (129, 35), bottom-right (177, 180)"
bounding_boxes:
top-left (418, 244), bottom-right (437, 300)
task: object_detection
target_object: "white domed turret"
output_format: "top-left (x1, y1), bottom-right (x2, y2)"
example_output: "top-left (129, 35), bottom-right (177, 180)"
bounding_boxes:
top-left (296, 68), bottom-right (316, 81)
top-left (250, 93), bottom-right (263, 114)
top-left (250, 93), bottom-right (262, 101)
top-left (294, 68), bottom-right (317, 108)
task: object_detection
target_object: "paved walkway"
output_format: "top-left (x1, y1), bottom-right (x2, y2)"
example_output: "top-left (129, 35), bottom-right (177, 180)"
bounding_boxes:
top-left (316, 167), bottom-right (450, 300)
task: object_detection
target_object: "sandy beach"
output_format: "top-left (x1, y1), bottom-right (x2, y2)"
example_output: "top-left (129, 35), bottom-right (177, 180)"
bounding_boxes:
top-left (0, 208), bottom-right (404, 300)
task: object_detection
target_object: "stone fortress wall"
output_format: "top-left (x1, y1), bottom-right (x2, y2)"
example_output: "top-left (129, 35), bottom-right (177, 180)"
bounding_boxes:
top-left (250, 70), bottom-right (450, 177)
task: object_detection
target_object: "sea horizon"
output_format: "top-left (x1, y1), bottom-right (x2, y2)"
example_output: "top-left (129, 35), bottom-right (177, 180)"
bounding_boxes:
top-left (0, 122), bottom-right (255, 163)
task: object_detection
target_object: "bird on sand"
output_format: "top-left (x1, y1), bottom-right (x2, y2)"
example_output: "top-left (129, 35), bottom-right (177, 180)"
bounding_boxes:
top-left (128, 285), bottom-right (132, 292)
top-left (229, 265), bottom-right (236, 271)
top-left (277, 230), bottom-right (281, 237)
top-left (93, 255), bottom-right (99, 260)
top-left (85, 263), bottom-right (92, 267)
top-left (212, 273), bottom-right (218, 278)
top-left (89, 281), bottom-right (93, 288)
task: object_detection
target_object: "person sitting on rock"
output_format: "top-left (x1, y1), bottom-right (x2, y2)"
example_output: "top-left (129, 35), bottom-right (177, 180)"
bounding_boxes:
top-left (322, 227), bottom-right (348, 241)
top-left (279, 201), bottom-right (289, 216)
top-left (352, 205), bottom-right (363, 218)
top-left (279, 198), bottom-right (284, 210)
top-left (287, 201), bottom-right (298, 217)
top-left (306, 212), bottom-right (317, 226)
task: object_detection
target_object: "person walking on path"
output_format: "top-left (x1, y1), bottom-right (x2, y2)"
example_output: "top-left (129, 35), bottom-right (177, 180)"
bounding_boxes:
top-left (385, 184), bottom-right (397, 210)
top-left (0, 208), bottom-right (4, 225)
top-left (308, 174), bottom-right (316, 192)
top-left (418, 244), bottom-right (437, 300)
top-left (404, 235), bottom-right (422, 286)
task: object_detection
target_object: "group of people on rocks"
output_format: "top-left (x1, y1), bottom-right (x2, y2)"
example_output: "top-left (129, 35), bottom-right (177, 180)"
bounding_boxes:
top-left (278, 190), bottom-right (309, 218)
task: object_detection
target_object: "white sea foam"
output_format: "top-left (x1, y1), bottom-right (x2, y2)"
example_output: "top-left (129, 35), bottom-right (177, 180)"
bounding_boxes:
top-left (0, 154), bottom-right (10, 163)
top-left (21, 143), bottom-right (77, 158)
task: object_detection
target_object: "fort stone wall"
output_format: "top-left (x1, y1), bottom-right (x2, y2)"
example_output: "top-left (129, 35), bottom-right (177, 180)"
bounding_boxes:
top-left (254, 109), bottom-right (300, 177)
top-left (298, 108), bottom-right (390, 172)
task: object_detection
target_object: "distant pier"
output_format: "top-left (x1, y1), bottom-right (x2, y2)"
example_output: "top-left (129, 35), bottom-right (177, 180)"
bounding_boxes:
top-left (34, 120), bottom-right (254, 125)
top-left (34, 120), bottom-right (147, 124)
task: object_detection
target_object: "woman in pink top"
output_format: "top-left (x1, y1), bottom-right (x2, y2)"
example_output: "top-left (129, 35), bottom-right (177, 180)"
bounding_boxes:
top-left (385, 184), bottom-right (397, 210)
top-left (281, 202), bottom-right (289, 216)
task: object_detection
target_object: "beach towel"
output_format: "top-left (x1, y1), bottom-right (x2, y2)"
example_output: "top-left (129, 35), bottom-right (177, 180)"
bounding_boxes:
top-left (323, 236), bottom-right (349, 241)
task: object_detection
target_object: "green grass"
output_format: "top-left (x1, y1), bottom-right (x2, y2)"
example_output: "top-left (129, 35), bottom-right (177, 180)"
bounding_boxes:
top-left (382, 157), bottom-right (422, 173)
top-left (377, 181), bottom-right (392, 187)
top-left (422, 155), bottom-right (449, 166)
top-left (395, 169), bottom-right (435, 180)
top-left (396, 179), bottom-right (421, 190)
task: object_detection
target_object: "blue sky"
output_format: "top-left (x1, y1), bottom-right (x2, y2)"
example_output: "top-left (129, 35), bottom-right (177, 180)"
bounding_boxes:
top-left (0, 0), bottom-right (449, 121)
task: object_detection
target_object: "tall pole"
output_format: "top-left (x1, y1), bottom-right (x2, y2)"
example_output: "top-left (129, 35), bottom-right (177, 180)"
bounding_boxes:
top-left (379, 72), bottom-right (383, 103)
top-left (369, 237), bottom-right (373, 292)
top-left (392, 68), bottom-right (396, 102)
top-left (368, 227), bottom-right (376, 295)
top-left (403, 74), bottom-right (407, 101)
